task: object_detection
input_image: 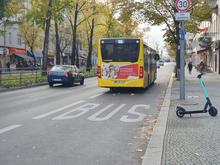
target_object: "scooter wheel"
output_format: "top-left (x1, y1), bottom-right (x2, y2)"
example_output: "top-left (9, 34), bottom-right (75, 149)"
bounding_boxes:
top-left (176, 106), bottom-right (185, 118)
top-left (208, 106), bottom-right (218, 117)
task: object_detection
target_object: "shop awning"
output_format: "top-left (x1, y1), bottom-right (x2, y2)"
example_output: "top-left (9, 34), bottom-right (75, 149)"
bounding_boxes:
top-left (34, 51), bottom-right (43, 58)
top-left (15, 54), bottom-right (34, 59)
top-left (28, 50), bottom-right (43, 58)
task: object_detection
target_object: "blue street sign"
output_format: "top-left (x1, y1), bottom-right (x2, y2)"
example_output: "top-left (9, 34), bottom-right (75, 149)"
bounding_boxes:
top-left (179, 27), bottom-right (186, 39)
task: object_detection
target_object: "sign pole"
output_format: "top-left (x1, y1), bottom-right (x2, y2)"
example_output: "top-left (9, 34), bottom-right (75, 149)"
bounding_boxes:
top-left (180, 21), bottom-right (185, 100)
top-left (175, 0), bottom-right (190, 100)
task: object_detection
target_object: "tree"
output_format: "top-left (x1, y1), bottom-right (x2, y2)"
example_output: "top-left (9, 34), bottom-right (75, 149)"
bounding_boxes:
top-left (51, 0), bottom-right (70, 65)
top-left (77, 0), bottom-right (141, 71)
top-left (0, 0), bottom-right (11, 21)
top-left (165, 42), bottom-right (176, 60)
top-left (42, 0), bottom-right (52, 73)
top-left (135, 0), bottom-right (212, 76)
top-left (0, 0), bottom-right (23, 38)
top-left (86, 7), bottom-right (95, 71)
top-left (66, 0), bottom-right (103, 67)
top-left (18, 18), bottom-right (42, 64)
top-left (117, 0), bottom-right (139, 37)
top-left (0, 0), bottom-right (23, 22)
top-left (65, 1), bottom-right (86, 66)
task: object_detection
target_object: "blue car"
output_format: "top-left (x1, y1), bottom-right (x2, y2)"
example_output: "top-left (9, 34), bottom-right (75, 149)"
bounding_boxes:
top-left (47, 65), bottom-right (84, 87)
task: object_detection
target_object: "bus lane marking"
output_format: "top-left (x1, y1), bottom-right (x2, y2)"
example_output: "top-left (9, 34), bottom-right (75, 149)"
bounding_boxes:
top-left (88, 104), bottom-right (126, 121)
top-left (52, 103), bottom-right (99, 120)
top-left (0, 124), bottom-right (22, 135)
top-left (32, 100), bottom-right (85, 119)
top-left (88, 94), bottom-right (103, 99)
top-left (120, 104), bottom-right (150, 123)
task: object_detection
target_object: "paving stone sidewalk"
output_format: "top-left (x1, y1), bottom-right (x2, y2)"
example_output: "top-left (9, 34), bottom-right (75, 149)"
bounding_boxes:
top-left (162, 69), bottom-right (220, 165)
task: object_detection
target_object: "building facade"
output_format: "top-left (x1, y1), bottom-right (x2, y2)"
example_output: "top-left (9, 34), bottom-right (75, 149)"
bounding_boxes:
top-left (191, 0), bottom-right (220, 74)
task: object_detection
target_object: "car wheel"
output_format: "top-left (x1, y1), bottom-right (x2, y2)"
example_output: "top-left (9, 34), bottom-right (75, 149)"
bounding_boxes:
top-left (49, 83), bottom-right (53, 87)
top-left (80, 77), bottom-right (84, 85)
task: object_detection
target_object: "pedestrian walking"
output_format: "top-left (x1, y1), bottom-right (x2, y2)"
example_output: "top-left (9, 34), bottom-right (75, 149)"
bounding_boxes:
top-left (199, 61), bottom-right (206, 74)
top-left (6, 62), bottom-right (10, 72)
top-left (187, 62), bottom-right (193, 74)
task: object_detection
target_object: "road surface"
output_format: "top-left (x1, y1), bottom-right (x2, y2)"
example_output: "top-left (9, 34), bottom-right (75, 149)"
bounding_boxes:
top-left (0, 63), bottom-right (174, 165)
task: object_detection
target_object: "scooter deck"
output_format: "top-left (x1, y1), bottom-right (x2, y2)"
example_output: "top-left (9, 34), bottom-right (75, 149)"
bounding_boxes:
top-left (184, 110), bottom-right (207, 114)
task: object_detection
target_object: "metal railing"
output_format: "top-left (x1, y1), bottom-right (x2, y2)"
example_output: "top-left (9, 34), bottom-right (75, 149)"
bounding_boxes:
top-left (0, 69), bottom-right (47, 88)
top-left (0, 67), bottom-right (97, 88)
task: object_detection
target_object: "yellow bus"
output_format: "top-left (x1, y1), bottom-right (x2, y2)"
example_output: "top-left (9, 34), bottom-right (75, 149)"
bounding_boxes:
top-left (97, 38), bottom-right (159, 90)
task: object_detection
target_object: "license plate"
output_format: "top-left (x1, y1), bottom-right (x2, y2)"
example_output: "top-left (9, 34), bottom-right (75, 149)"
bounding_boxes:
top-left (114, 80), bottom-right (125, 84)
top-left (53, 79), bottom-right (62, 81)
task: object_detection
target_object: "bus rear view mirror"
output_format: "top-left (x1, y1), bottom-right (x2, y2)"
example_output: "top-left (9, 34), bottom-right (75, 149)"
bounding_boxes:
top-left (154, 54), bottom-right (160, 61)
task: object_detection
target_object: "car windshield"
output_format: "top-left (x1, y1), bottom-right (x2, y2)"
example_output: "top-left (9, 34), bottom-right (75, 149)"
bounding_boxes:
top-left (51, 66), bottom-right (73, 72)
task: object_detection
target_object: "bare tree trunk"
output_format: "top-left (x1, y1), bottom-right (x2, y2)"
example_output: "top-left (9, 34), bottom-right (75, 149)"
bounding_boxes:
top-left (71, 3), bottom-right (78, 65)
top-left (42, 0), bottom-right (52, 74)
top-left (86, 18), bottom-right (94, 71)
top-left (76, 41), bottom-right (79, 68)
top-left (30, 48), bottom-right (36, 67)
top-left (55, 18), bottom-right (60, 65)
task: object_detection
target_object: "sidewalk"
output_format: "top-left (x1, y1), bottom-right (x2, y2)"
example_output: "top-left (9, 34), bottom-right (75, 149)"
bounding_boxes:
top-left (162, 69), bottom-right (220, 164)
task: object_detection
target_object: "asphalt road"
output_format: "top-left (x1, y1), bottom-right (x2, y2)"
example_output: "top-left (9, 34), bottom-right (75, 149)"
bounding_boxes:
top-left (0, 63), bottom-right (175, 165)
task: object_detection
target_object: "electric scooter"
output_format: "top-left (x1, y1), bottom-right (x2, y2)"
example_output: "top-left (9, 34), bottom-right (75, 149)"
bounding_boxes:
top-left (176, 73), bottom-right (218, 118)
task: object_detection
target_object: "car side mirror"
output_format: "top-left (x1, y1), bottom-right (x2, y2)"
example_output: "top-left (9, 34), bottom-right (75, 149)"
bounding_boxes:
top-left (154, 54), bottom-right (160, 61)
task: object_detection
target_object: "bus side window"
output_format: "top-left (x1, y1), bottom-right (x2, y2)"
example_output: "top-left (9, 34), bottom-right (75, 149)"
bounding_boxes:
top-left (144, 47), bottom-right (148, 71)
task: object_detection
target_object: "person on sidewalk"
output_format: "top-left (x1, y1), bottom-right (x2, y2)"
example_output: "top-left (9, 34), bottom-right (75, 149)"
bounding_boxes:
top-left (6, 62), bottom-right (10, 72)
top-left (187, 61), bottom-right (193, 74)
top-left (199, 61), bottom-right (206, 74)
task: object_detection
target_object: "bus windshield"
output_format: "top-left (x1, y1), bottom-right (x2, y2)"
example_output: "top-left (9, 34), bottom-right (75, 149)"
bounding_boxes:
top-left (101, 39), bottom-right (140, 62)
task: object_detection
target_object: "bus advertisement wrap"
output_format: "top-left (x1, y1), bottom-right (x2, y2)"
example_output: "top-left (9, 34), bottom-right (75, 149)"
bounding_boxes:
top-left (102, 64), bottom-right (138, 79)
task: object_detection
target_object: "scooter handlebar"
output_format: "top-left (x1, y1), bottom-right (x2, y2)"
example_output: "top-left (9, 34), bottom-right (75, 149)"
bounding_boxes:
top-left (197, 73), bottom-right (203, 79)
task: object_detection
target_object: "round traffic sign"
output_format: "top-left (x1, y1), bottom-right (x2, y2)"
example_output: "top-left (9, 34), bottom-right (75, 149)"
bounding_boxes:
top-left (175, 0), bottom-right (190, 12)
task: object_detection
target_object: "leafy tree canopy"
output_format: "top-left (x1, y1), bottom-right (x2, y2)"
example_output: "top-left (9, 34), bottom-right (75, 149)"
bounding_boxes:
top-left (135, 0), bottom-right (212, 47)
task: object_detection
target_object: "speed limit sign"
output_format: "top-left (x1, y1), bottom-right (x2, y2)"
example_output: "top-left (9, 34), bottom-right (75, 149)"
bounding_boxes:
top-left (175, 0), bottom-right (190, 12)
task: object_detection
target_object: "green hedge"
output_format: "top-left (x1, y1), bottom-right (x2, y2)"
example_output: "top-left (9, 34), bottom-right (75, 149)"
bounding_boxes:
top-left (0, 73), bottom-right (47, 88)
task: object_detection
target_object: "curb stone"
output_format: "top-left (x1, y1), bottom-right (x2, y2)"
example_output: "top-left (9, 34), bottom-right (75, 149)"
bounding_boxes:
top-left (0, 82), bottom-right (48, 93)
top-left (142, 72), bottom-right (174, 165)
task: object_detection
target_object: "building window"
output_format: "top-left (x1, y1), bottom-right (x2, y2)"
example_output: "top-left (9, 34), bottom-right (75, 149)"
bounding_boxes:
top-left (9, 32), bottom-right (12, 44)
top-left (17, 34), bottom-right (22, 45)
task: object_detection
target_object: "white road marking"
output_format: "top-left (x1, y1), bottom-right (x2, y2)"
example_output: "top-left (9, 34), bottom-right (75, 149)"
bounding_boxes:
top-left (120, 104), bottom-right (150, 123)
top-left (88, 104), bottom-right (126, 121)
top-left (32, 100), bottom-right (85, 119)
top-left (0, 125), bottom-right (22, 134)
top-left (88, 94), bottom-right (103, 99)
top-left (52, 103), bottom-right (100, 120)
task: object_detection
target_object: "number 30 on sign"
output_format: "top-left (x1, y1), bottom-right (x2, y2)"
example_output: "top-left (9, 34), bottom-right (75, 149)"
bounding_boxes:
top-left (175, 0), bottom-right (190, 12)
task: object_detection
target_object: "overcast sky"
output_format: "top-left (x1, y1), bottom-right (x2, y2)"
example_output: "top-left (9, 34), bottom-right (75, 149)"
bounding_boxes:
top-left (141, 24), bottom-right (166, 51)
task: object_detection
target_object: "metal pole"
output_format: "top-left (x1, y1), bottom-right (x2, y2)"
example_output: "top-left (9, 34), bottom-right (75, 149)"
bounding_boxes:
top-left (3, 21), bottom-right (6, 70)
top-left (180, 21), bottom-right (185, 100)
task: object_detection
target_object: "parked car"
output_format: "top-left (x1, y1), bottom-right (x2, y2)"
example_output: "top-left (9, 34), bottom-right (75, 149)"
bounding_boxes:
top-left (47, 65), bottom-right (84, 87)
